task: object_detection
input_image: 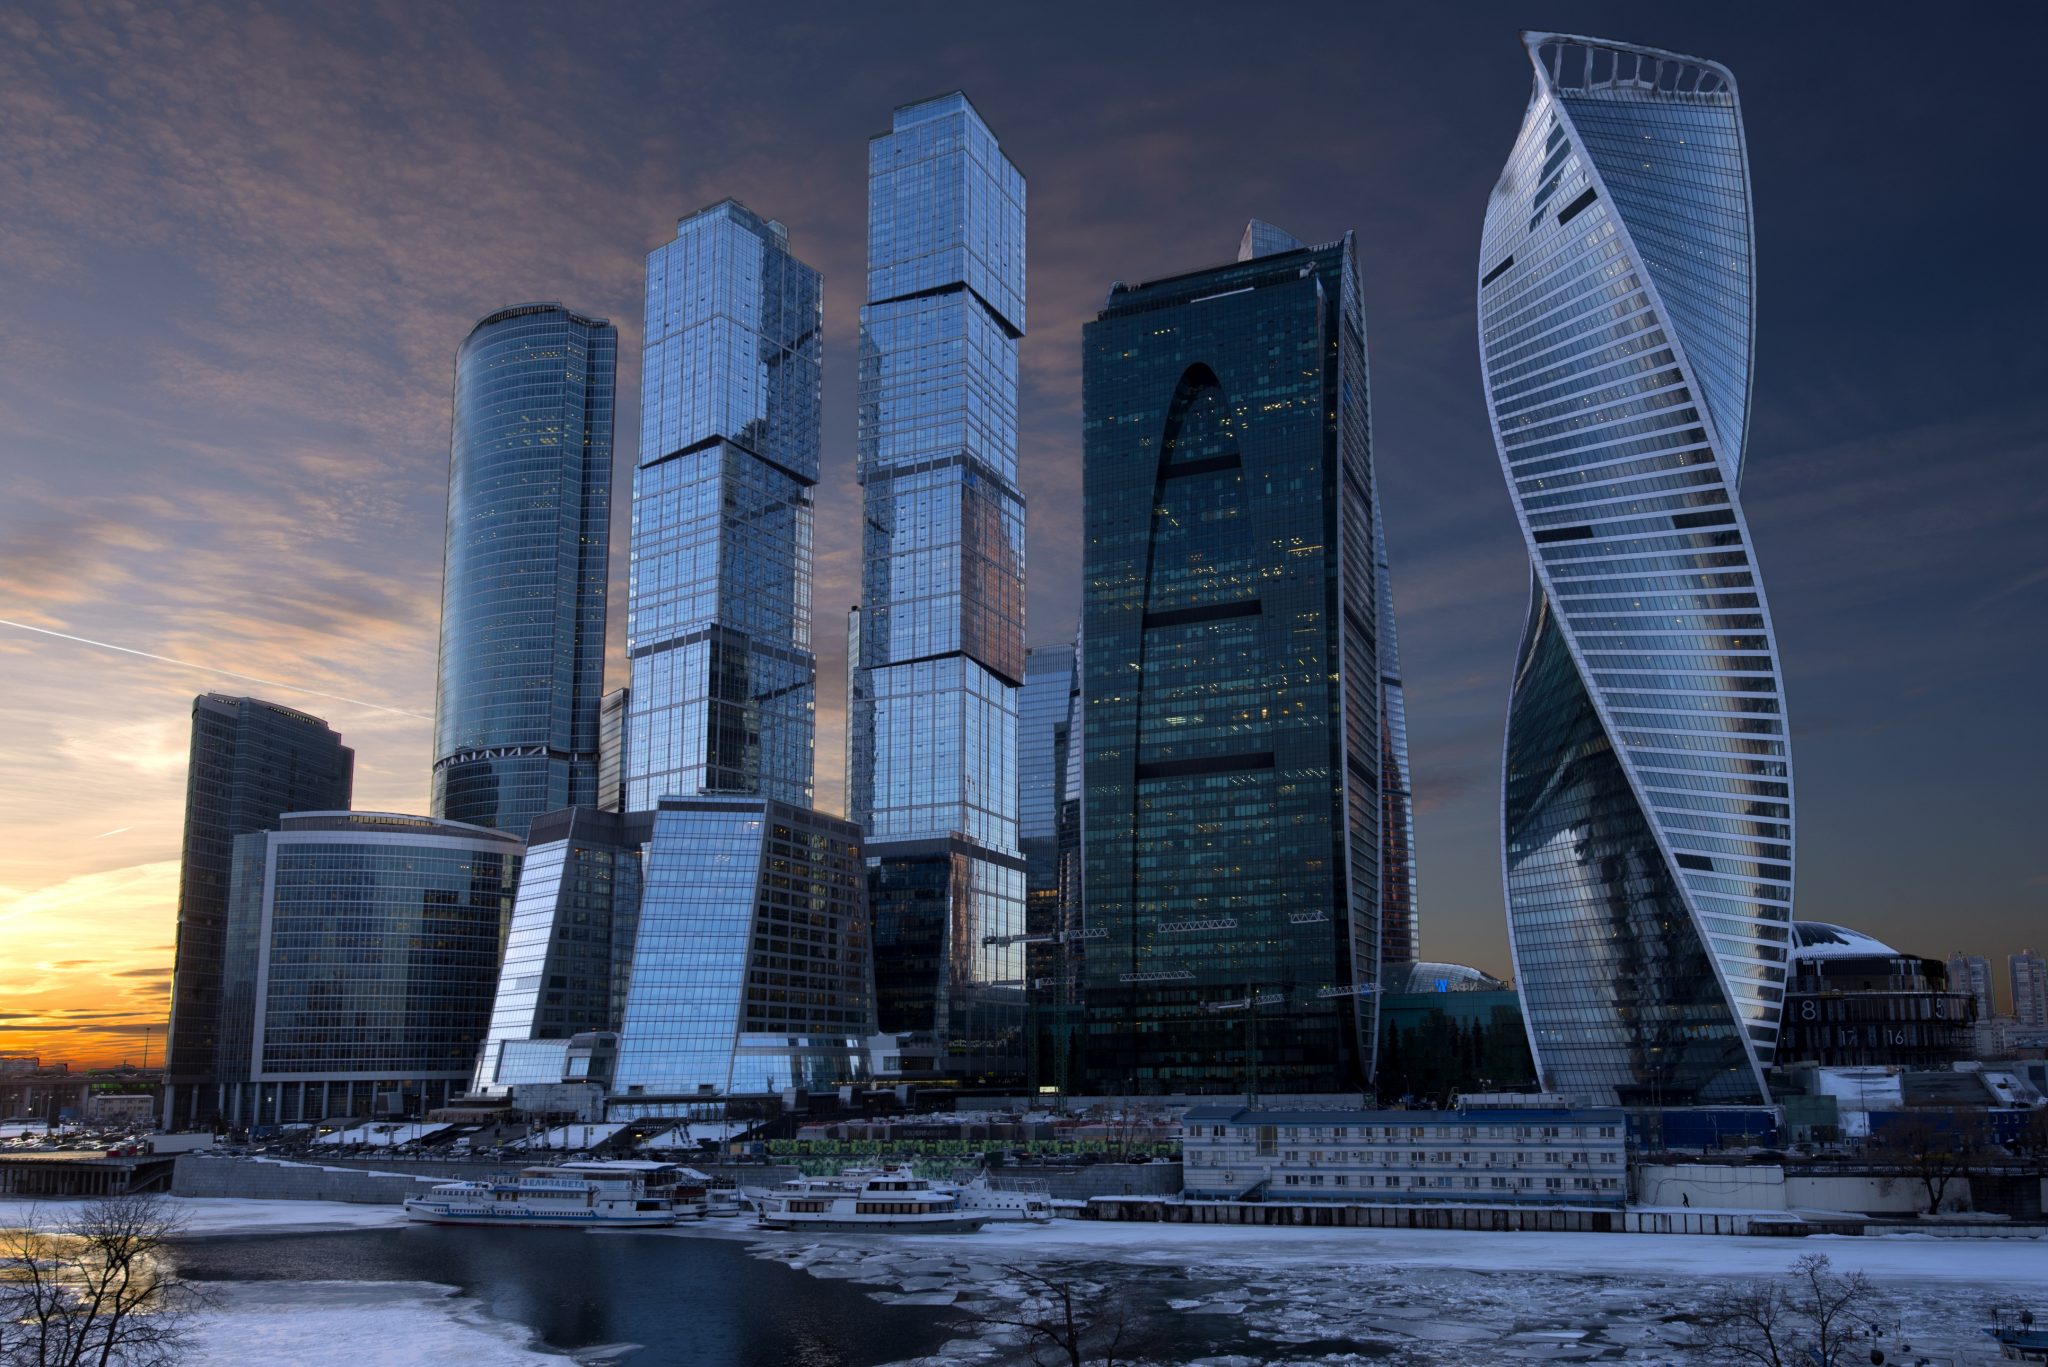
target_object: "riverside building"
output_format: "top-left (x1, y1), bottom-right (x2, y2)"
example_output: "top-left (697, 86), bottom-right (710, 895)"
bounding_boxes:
top-left (1480, 34), bottom-right (1794, 1106)
top-left (1077, 220), bottom-right (1383, 1095)
top-left (431, 304), bottom-right (616, 837)
top-left (215, 813), bottom-right (522, 1126)
top-left (848, 93), bottom-right (1031, 1079)
top-left (162, 694), bottom-right (354, 1128)
top-left (1181, 1097), bottom-right (1627, 1206)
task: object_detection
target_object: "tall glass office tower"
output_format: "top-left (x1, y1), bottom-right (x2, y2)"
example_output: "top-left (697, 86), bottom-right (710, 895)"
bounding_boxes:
top-left (589, 200), bottom-right (870, 1107)
top-left (1079, 221), bottom-right (1382, 1096)
top-left (1480, 33), bottom-right (1793, 1106)
top-left (163, 694), bottom-right (353, 1126)
top-left (1375, 490), bottom-right (1420, 972)
top-left (625, 200), bottom-right (820, 811)
top-left (849, 93), bottom-right (1029, 1072)
top-left (432, 303), bottom-right (616, 838)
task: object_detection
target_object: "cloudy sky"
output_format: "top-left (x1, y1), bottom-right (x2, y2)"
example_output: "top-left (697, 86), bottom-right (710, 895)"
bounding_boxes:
top-left (3, 2), bottom-right (2042, 1066)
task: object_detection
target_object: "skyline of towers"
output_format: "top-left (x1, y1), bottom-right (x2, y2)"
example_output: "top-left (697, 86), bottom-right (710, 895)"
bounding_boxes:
top-left (1481, 33), bottom-right (1794, 1107)
top-left (624, 200), bottom-right (823, 812)
top-left (849, 92), bottom-right (1031, 1072)
top-left (431, 303), bottom-right (616, 839)
top-left (162, 694), bottom-right (355, 1127)
top-left (1076, 220), bottom-right (1384, 1096)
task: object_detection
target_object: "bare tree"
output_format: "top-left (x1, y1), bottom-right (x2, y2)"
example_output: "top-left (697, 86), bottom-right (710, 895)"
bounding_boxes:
top-left (943, 1264), bottom-right (1146, 1367)
top-left (1870, 1109), bottom-right (1989, 1213)
top-left (1689, 1253), bottom-right (1879, 1366)
top-left (0, 1196), bottom-right (210, 1367)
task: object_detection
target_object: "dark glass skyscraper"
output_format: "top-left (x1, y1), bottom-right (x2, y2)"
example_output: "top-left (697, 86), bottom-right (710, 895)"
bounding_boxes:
top-left (1079, 222), bottom-right (1382, 1096)
top-left (849, 93), bottom-right (1030, 1074)
top-left (1481, 34), bottom-right (1792, 1106)
top-left (432, 303), bottom-right (616, 837)
top-left (163, 694), bottom-right (353, 1126)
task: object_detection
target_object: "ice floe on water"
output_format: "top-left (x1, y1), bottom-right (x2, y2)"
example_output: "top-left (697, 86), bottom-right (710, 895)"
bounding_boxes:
top-left (742, 1221), bottom-right (2048, 1365)
top-left (0, 1194), bottom-right (408, 1237)
top-left (186, 1280), bottom-right (576, 1365)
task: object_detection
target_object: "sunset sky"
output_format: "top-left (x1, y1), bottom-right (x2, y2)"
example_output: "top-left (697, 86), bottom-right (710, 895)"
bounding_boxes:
top-left (3, 3), bottom-right (2042, 1067)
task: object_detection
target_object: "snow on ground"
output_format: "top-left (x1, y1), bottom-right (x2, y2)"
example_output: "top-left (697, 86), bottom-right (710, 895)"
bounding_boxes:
top-left (185, 1281), bottom-right (567, 1365)
top-left (517, 1122), bottom-right (625, 1151)
top-left (0, 1195), bottom-right (408, 1237)
top-left (313, 1120), bottom-right (450, 1147)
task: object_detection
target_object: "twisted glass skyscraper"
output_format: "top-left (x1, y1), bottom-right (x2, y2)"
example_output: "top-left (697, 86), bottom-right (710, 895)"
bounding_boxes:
top-left (625, 200), bottom-right (821, 811)
top-left (432, 303), bottom-right (616, 837)
top-left (1480, 34), bottom-right (1793, 1106)
top-left (849, 93), bottom-right (1029, 1070)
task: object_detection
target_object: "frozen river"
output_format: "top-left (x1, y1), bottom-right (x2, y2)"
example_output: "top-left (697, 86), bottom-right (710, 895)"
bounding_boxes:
top-left (9, 1198), bottom-right (2042, 1364)
top-left (761, 1219), bottom-right (2048, 1365)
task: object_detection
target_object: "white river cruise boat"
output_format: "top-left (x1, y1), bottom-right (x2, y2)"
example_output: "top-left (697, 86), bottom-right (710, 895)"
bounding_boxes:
top-left (944, 1173), bottom-right (1053, 1223)
top-left (750, 1168), bottom-right (990, 1233)
top-left (403, 1160), bottom-right (705, 1228)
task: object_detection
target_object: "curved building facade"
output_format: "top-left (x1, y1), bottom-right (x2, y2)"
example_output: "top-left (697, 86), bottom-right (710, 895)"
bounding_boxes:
top-left (1479, 34), bottom-right (1793, 1106)
top-left (433, 303), bottom-right (617, 836)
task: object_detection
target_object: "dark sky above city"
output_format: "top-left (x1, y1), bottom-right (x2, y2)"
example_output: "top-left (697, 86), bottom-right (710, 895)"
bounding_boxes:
top-left (2, 1), bottom-right (2043, 1061)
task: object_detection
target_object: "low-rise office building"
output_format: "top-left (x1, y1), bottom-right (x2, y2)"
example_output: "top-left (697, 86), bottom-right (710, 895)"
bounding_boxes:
top-left (215, 812), bottom-right (523, 1125)
top-left (1182, 1097), bottom-right (1627, 1206)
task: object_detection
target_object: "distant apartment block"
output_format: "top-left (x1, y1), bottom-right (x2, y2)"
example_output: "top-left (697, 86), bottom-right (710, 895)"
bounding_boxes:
top-left (2013, 950), bottom-right (2048, 1028)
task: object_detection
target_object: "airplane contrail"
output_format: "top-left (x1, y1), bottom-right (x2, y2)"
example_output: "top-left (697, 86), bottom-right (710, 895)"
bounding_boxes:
top-left (92, 827), bottom-right (133, 839)
top-left (0, 618), bottom-right (430, 721)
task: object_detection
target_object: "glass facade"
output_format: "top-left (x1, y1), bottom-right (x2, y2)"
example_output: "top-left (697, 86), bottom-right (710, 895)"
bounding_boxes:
top-left (471, 808), bottom-right (651, 1096)
top-left (164, 693), bottom-right (353, 1126)
top-left (1019, 642), bottom-right (1075, 1084)
top-left (214, 813), bottom-right (522, 1124)
top-left (1078, 223), bottom-right (1382, 1096)
top-left (625, 200), bottom-right (820, 812)
top-left (611, 797), bottom-right (872, 1102)
top-left (1375, 492), bottom-right (1421, 972)
top-left (432, 303), bottom-right (615, 838)
top-left (850, 93), bottom-right (1029, 1071)
top-left (1481, 34), bottom-right (1792, 1106)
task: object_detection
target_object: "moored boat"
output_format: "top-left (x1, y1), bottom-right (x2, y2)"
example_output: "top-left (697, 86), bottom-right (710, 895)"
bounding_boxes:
top-left (749, 1167), bottom-right (989, 1233)
top-left (403, 1159), bottom-right (703, 1228)
top-left (942, 1173), bottom-right (1053, 1223)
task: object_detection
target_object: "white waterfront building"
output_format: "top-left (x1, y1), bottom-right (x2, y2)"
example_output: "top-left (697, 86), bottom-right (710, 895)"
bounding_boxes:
top-left (1180, 1097), bottom-right (1628, 1206)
